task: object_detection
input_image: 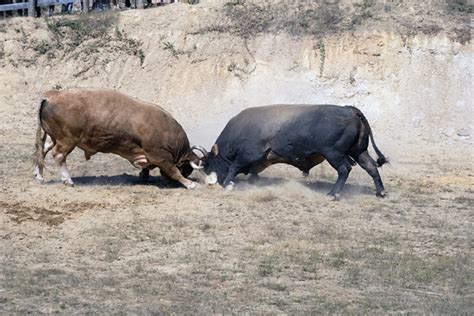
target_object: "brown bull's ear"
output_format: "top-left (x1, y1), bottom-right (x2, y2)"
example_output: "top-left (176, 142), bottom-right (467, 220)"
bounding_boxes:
top-left (211, 144), bottom-right (219, 156)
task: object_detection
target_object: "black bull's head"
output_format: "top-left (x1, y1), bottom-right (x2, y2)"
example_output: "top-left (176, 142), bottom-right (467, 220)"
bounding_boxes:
top-left (190, 144), bottom-right (231, 186)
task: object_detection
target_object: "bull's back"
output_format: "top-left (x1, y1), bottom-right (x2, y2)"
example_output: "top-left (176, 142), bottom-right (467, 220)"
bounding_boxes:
top-left (218, 104), bottom-right (357, 155)
top-left (40, 89), bottom-right (188, 154)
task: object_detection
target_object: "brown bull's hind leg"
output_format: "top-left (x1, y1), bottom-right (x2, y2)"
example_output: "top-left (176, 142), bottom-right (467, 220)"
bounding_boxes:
top-left (130, 155), bottom-right (151, 183)
top-left (139, 168), bottom-right (150, 183)
top-left (51, 142), bottom-right (75, 186)
top-left (34, 131), bottom-right (47, 183)
top-left (34, 134), bottom-right (55, 183)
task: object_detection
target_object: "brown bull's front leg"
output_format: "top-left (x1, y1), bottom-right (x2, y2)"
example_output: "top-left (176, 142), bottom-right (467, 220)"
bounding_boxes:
top-left (145, 151), bottom-right (198, 190)
top-left (160, 162), bottom-right (198, 190)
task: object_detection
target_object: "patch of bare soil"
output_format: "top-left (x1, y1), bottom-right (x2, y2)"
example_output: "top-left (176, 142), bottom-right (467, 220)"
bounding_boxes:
top-left (2, 200), bottom-right (106, 226)
top-left (1, 140), bottom-right (472, 313)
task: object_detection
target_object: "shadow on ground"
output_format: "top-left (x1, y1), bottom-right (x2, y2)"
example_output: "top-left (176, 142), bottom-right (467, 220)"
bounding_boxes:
top-left (45, 174), bottom-right (183, 188)
top-left (234, 176), bottom-right (375, 197)
top-left (43, 174), bottom-right (376, 196)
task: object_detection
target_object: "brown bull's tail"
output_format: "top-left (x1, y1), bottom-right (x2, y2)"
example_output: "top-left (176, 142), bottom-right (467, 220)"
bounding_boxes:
top-left (349, 106), bottom-right (388, 167)
top-left (33, 99), bottom-right (47, 169)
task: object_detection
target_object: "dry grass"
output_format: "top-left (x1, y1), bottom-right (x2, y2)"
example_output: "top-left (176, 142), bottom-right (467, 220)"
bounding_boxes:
top-left (1, 150), bottom-right (472, 313)
top-left (204, 0), bottom-right (472, 45)
top-left (222, 1), bottom-right (347, 38)
top-left (10, 12), bottom-right (145, 75)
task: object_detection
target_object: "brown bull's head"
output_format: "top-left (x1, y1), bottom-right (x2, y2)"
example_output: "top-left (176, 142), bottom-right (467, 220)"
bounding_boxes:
top-left (175, 146), bottom-right (207, 178)
top-left (189, 145), bottom-right (208, 170)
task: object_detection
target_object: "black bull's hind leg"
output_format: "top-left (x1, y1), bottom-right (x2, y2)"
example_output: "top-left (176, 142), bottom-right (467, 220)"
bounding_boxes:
top-left (356, 151), bottom-right (386, 197)
top-left (326, 157), bottom-right (352, 200)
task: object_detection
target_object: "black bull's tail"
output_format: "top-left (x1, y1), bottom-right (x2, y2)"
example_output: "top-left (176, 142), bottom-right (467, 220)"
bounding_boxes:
top-left (33, 99), bottom-right (48, 169)
top-left (349, 106), bottom-right (388, 167)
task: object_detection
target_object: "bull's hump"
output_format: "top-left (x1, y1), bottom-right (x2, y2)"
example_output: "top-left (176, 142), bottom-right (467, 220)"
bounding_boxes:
top-left (237, 104), bottom-right (335, 121)
top-left (271, 104), bottom-right (338, 109)
top-left (43, 88), bottom-right (169, 115)
top-left (242, 104), bottom-right (338, 115)
top-left (229, 104), bottom-right (348, 135)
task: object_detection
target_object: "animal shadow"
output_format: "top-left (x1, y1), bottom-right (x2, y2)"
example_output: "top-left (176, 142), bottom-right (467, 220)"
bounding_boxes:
top-left (241, 176), bottom-right (375, 197)
top-left (303, 180), bottom-right (375, 196)
top-left (61, 173), bottom-right (183, 188)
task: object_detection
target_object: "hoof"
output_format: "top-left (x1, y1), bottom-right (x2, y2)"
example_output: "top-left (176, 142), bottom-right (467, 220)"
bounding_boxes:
top-left (63, 179), bottom-right (75, 187)
top-left (36, 177), bottom-right (44, 184)
top-left (327, 192), bottom-right (340, 201)
top-left (376, 190), bottom-right (386, 198)
top-left (186, 181), bottom-right (198, 190)
top-left (225, 181), bottom-right (235, 192)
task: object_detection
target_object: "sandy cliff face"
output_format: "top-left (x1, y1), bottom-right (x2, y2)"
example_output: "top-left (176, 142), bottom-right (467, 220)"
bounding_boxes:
top-left (0, 2), bottom-right (472, 162)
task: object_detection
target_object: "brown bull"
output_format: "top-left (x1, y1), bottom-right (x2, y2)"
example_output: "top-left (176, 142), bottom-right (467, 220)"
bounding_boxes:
top-left (33, 88), bottom-right (205, 189)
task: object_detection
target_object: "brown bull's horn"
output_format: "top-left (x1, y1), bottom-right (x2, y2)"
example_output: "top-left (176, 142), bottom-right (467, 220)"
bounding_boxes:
top-left (190, 161), bottom-right (204, 170)
top-left (191, 145), bottom-right (208, 158)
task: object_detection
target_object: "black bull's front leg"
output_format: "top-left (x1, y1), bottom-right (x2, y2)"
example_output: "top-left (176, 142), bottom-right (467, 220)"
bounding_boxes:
top-left (222, 163), bottom-right (241, 190)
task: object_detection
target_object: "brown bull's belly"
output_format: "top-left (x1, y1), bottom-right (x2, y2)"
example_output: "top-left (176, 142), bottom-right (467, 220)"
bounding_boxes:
top-left (77, 143), bottom-right (98, 160)
top-left (77, 141), bottom-right (150, 169)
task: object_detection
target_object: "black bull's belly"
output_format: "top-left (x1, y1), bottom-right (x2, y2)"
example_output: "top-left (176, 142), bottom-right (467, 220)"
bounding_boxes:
top-left (206, 104), bottom-right (387, 198)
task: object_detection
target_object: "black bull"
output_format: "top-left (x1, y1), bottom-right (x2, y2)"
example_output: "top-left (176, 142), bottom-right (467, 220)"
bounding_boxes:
top-left (201, 104), bottom-right (387, 198)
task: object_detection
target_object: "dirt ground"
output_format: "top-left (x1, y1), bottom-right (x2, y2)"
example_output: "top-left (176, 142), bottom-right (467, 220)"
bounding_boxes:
top-left (1, 1), bottom-right (473, 313)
